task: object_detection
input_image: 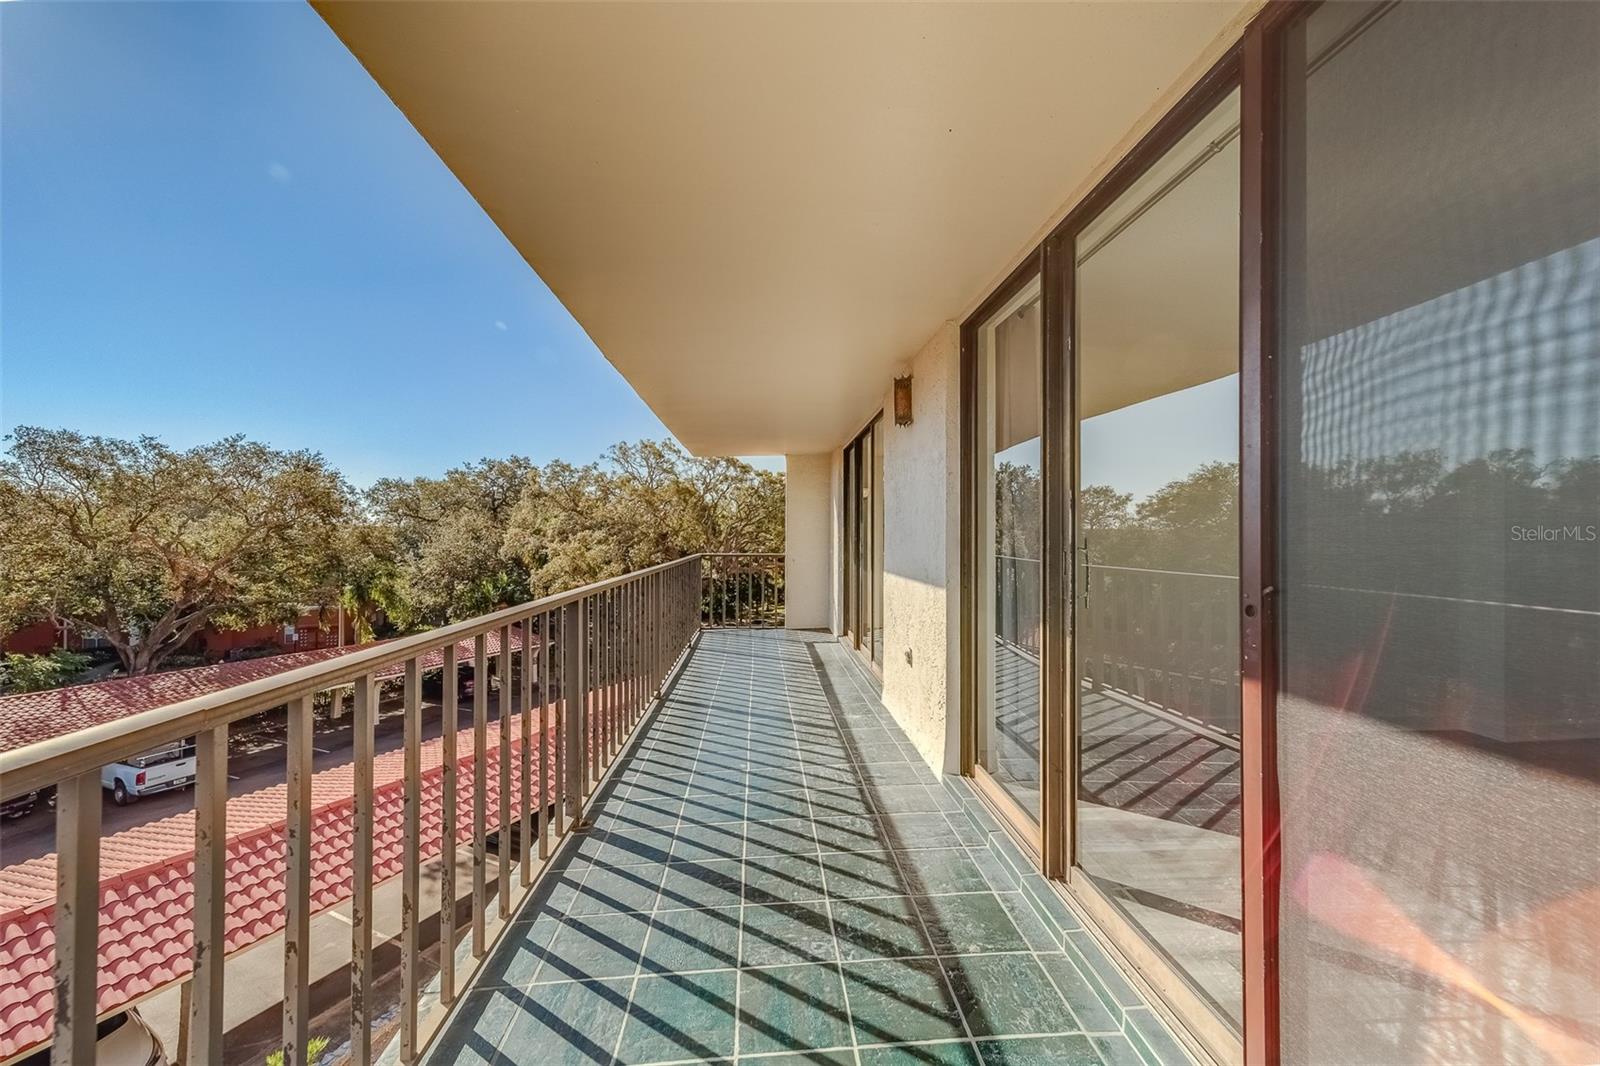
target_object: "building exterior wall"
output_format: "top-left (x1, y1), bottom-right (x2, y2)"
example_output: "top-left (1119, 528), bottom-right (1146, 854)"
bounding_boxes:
top-left (783, 453), bottom-right (834, 629)
top-left (199, 607), bottom-right (351, 659)
top-left (879, 322), bottom-right (963, 773)
top-left (1, 620), bottom-right (79, 656)
top-left (829, 448), bottom-right (845, 635)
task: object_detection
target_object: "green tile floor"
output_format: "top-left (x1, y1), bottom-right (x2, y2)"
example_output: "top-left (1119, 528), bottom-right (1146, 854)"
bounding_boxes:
top-left (425, 629), bottom-right (1196, 1066)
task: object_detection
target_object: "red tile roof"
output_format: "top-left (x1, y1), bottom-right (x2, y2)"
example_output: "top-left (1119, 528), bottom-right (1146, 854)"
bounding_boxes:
top-left (0, 630), bottom-right (525, 754)
top-left (0, 696), bottom-right (585, 1061)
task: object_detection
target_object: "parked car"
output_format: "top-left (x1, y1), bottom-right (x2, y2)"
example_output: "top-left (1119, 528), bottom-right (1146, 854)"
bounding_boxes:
top-left (101, 740), bottom-right (196, 806)
top-left (13, 1008), bottom-right (167, 1066)
top-left (1, 790), bottom-right (39, 820)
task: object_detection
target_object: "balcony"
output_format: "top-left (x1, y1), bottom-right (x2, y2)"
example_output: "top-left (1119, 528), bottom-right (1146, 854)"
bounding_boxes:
top-left (0, 554), bottom-right (1192, 1066)
top-left (423, 627), bottom-right (1193, 1066)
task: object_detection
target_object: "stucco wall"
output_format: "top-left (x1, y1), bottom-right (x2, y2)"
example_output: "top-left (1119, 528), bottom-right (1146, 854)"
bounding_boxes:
top-left (879, 322), bottom-right (963, 773)
top-left (783, 453), bottom-right (834, 629)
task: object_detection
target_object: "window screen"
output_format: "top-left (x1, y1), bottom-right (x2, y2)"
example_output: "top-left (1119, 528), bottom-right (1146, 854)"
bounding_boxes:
top-left (1277, 3), bottom-right (1600, 1063)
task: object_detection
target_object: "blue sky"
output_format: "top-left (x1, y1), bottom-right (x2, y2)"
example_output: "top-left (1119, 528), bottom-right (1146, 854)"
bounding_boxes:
top-left (0, 2), bottom-right (755, 488)
top-left (1081, 375), bottom-right (1238, 501)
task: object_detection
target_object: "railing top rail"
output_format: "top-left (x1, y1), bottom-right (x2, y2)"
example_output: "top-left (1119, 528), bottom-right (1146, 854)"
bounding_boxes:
top-left (993, 555), bottom-right (1239, 582)
top-left (1088, 563), bottom-right (1239, 581)
top-left (0, 554), bottom-right (702, 800)
top-left (700, 552), bottom-right (785, 558)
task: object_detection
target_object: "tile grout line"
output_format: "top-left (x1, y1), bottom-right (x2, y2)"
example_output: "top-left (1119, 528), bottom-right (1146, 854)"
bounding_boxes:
top-left (821, 638), bottom-right (986, 1066)
top-left (734, 629), bottom-right (753, 1061)
top-left (620, 624), bottom-right (726, 1065)
top-left (824, 638), bottom-right (1086, 1066)
top-left (785, 633), bottom-right (863, 1066)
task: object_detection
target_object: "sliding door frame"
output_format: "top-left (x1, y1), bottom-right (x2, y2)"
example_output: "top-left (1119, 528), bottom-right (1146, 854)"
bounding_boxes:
top-left (842, 411), bottom-right (885, 676)
top-left (1060, 47), bottom-right (1245, 1066)
top-left (960, 252), bottom-right (1050, 860)
top-left (959, 4), bottom-right (1304, 1061)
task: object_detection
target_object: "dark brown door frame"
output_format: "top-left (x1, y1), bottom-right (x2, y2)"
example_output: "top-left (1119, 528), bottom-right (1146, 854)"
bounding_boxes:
top-left (958, 252), bottom-right (1051, 857)
top-left (1237, 5), bottom-right (1305, 1063)
top-left (1053, 45), bottom-right (1246, 1064)
top-left (959, 5), bottom-right (1307, 1060)
top-left (842, 412), bottom-right (885, 674)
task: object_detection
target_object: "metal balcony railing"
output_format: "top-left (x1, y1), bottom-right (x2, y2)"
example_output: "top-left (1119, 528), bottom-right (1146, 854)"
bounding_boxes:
top-left (0, 552), bottom-right (784, 1066)
top-left (1079, 563), bottom-right (1240, 738)
top-left (992, 556), bottom-right (1240, 738)
top-left (700, 552), bottom-right (785, 629)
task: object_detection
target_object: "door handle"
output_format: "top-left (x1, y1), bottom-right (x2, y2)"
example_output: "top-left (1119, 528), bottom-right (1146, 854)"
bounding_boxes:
top-left (1078, 538), bottom-right (1091, 611)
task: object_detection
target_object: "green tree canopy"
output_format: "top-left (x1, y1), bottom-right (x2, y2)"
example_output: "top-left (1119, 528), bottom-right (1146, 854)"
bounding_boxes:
top-left (0, 430), bottom-right (785, 673)
top-left (366, 456), bottom-right (536, 629)
top-left (366, 440), bottom-right (784, 628)
top-left (506, 441), bottom-right (783, 598)
top-left (0, 427), bottom-right (354, 674)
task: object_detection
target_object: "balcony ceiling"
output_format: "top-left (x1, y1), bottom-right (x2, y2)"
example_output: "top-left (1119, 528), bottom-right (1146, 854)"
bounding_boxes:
top-left (314, 1), bottom-right (1248, 456)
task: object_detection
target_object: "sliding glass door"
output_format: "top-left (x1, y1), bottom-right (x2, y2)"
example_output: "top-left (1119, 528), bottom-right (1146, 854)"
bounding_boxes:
top-left (973, 274), bottom-right (1045, 831)
top-left (962, 3), bottom-right (1598, 1061)
top-left (1275, 4), bottom-right (1600, 1062)
top-left (1071, 89), bottom-right (1244, 1029)
top-left (963, 72), bottom-right (1246, 1056)
top-left (843, 415), bottom-right (884, 670)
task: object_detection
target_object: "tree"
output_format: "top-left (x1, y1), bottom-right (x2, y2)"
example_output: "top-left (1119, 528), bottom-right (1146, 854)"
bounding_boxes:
top-left (366, 457), bottom-right (536, 629)
top-left (0, 428), bottom-right (354, 674)
top-left (333, 520), bottom-right (404, 643)
top-left (0, 650), bottom-right (91, 694)
top-left (504, 441), bottom-right (784, 596)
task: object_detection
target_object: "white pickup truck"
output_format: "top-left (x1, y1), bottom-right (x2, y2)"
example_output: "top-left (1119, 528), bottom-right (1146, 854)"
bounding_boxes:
top-left (101, 740), bottom-right (197, 805)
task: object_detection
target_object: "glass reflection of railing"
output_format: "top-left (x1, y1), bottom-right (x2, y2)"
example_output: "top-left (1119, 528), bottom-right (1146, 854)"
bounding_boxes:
top-left (995, 554), bottom-right (1043, 657)
top-left (1293, 581), bottom-right (1598, 744)
top-left (1079, 563), bottom-right (1241, 738)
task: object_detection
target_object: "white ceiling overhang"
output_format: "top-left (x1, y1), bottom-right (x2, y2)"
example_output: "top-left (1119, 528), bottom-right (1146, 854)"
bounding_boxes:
top-left (314, 1), bottom-right (1248, 455)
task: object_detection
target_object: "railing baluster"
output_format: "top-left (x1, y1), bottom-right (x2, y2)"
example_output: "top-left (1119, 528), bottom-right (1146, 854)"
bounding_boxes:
top-left (633, 582), bottom-right (640, 723)
top-left (190, 724), bottom-right (227, 1065)
top-left (283, 694), bottom-right (313, 1065)
top-left (472, 634), bottom-right (487, 956)
top-left (543, 608), bottom-right (557, 850)
top-left (564, 595), bottom-right (588, 825)
top-left (52, 770), bottom-right (100, 1066)
top-left (351, 677), bottom-right (375, 1064)
top-left (615, 584), bottom-right (625, 737)
top-left (553, 607), bottom-right (567, 837)
top-left (647, 574), bottom-right (657, 698)
top-left (400, 658), bottom-right (421, 1062)
top-left (613, 590), bottom-right (620, 748)
top-left (601, 590), bottom-right (612, 763)
top-left (497, 623), bottom-right (512, 919)
top-left (637, 580), bottom-right (644, 719)
top-left (614, 586), bottom-right (624, 745)
top-left (440, 641), bottom-right (458, 1005)
top-left (592, 594), bottom-right (602, 773)
top-left (588, 601), bottom-right (601, 784)
top-left (519, 615), bottom-right (533, 887)
top-left (628, 580), bottom-right (638, 727)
